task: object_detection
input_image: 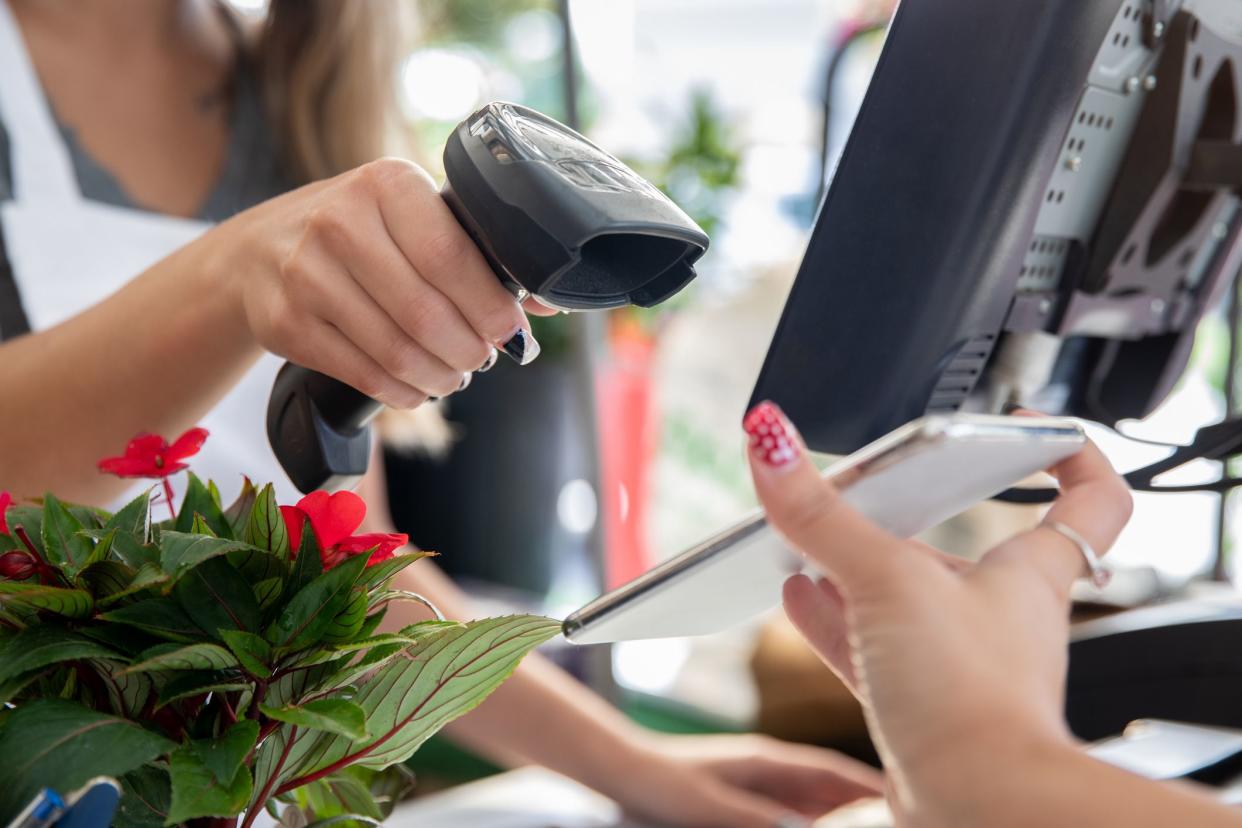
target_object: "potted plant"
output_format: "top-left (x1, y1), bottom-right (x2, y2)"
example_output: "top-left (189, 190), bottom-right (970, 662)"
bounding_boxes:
top-left (0, 428), bottom-right (558, 826)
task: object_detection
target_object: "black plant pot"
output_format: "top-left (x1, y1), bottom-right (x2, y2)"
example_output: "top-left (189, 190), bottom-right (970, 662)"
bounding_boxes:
top-left (383, 356), bottom-right (602, 603)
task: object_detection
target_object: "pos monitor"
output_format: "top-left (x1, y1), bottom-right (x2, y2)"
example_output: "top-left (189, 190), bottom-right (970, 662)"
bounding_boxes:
top-left (751, 0), bottom-right (1242, 465)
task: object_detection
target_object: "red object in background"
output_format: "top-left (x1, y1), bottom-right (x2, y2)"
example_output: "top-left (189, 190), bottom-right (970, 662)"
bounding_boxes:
top-left (0, 490), bottom-right (11, 535)
top-left (97, 428), bottom-right (209, 478)
top-left (597, 318), bottom-right (662, 589)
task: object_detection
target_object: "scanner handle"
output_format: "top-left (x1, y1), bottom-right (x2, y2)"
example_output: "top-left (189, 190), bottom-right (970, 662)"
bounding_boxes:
top-left (266, 180), bottom-right (500, 493)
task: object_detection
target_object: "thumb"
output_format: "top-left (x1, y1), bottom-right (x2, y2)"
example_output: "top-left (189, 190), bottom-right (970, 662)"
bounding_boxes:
top-left (745, 401), bottom-right (908, 592)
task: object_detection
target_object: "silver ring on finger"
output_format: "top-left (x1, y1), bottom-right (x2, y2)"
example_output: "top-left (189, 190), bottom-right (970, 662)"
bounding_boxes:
top-left (1042, 520), bottom-right (1110, 588)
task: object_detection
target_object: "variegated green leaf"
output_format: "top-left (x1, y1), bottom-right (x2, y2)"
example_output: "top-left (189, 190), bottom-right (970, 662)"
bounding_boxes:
top-left (244, 483), bottom-right (289, 559)
top-left (0, 581), bottom-right (93, 618)
top-left (258, 699), bottom-right (368, 740)
top-left (122, 643), bottom-right (239, 675)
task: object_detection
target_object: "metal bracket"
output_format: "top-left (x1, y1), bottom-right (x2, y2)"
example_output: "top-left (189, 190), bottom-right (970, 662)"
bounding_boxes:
top-left (1144, 0), bottom-right (1182, 47)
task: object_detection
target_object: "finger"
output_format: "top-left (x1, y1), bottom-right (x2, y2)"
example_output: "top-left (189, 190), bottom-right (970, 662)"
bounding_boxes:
top-left (746, 401), bottom-right (910, 592)
top-left (297, 256), bottom-right (467, 398)
top-left (783, 574), bottom-right (857, 689)
top-left (523, 295), bottom-right (562, 317)
top-left (326, 214), bottom-right (498, 374)
top-left (289, 317), bottom-right (427, 410)
top-left (377, 179), bottom-right (537, 363)
top-left (988, 438), bottom-right (1132, 593)
top-left (749, 741), bottom-right (885, 801)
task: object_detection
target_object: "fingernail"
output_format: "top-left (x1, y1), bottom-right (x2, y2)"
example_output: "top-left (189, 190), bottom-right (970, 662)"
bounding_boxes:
top-left (478, 347), bottom-right (499, 373)
top-left (427, 395), bottom-right (440, 403)
top-left (500, 328), bottom-right (541, 366)
top-left (744, 401), bottom-right (801, 468)
top-left (458, 372), bottom-right (472, 392)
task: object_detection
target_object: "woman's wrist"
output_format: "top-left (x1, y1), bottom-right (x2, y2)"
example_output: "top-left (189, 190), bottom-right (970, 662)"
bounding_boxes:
top-left (907, 720), bottom-right (1080, 827)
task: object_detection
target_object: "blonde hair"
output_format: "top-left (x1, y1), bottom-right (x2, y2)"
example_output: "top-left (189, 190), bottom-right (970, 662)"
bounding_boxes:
top-left (254, 0), bottom-right (409, 182)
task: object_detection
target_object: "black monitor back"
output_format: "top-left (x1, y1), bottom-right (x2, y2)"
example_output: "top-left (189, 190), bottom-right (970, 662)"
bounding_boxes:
top-left (751, 0), bottom-right (1126, 453)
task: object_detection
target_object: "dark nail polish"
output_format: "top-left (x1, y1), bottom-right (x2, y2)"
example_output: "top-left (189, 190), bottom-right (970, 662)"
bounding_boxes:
top-left (458, 372), bottom-right (472, 392)
top-left (501, 329), bottom-right (541, 366)
top-left (478, 347), bottom-right (499, 373)
top-left (426, 396), bottom-right (440, 403)
top-left (743, 401), bottom-right (801, 467)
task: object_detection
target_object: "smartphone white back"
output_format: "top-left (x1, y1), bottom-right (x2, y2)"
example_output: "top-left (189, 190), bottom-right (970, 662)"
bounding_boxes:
top-left (563, 414), bottom-right (1085, 645)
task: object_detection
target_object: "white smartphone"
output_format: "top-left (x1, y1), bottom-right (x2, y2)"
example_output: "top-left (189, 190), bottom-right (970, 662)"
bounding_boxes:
top-left (563, 413), bottom-right (1086, 645)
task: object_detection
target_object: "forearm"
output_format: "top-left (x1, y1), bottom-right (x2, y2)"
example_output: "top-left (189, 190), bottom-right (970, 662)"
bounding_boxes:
top-left (0, 233), bottom-right (258, 503)
top-left (383, 559), bottom-right (649, 785)
top-left (919, 740), bottom-right (1241, 828)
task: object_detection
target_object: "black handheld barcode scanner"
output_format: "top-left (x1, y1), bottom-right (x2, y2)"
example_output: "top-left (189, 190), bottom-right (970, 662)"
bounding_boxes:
top-left (267, 102), bottom-right (709, 493)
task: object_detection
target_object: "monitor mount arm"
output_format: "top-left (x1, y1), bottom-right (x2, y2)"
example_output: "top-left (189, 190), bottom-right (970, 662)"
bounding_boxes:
top-left (999, 6), bottom-right (1242, 505)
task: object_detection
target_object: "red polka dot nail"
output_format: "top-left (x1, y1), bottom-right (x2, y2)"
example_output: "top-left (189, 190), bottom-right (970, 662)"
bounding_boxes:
top-left (743, 401), bottom-right (802, 468)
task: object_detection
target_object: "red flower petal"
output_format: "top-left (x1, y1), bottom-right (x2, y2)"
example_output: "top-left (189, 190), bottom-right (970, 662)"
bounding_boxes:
top-left (280, 505), bottom-right (306, 553)
top-left (320, 546), bottom-right (350, 570)
top-left (0, 491), bottom-right (11, 535)
top-left (166, 427), bottom-right (210, 462)
top-left (125, 433), bottom-right (168, 461)
top-left (336, 532), bottom-right (408, 565)
top-left (294, 491), bottom-right (366, 550)
top-left (99, 456), bottom-right (161, 477)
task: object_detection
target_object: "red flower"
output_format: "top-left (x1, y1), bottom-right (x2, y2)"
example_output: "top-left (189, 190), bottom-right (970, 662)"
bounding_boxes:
top-left (0, 550), bottom-right (36, 580)
top-left (0, 491), bottom-right (11, 535)
top-left (281, 490), bottom-right (407, 569)
top-left (98, 428), bottom-right (209, 478)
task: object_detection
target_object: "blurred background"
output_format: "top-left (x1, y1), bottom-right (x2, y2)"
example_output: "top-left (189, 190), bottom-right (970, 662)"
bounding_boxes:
top-left (231, 0), bottom-right (1242, 798)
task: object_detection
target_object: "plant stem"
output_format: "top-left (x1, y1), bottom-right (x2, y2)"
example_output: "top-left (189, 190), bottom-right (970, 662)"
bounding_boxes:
top-left (241, 726), bottom-right (298, 828)
top-left (162, 478), bottom-right (177, 522)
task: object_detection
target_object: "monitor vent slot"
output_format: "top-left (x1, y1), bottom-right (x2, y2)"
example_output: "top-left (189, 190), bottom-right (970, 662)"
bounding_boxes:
top-left (926, 334), bottom-right (996, 412)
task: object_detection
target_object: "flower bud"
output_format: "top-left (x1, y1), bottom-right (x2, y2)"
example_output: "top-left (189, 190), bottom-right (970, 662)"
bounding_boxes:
top-left (0, 550), bottom-right (37, 580)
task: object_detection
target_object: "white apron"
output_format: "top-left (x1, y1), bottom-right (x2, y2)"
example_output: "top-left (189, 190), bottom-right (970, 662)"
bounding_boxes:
top-left (0, 0), bottom-right (298, 508)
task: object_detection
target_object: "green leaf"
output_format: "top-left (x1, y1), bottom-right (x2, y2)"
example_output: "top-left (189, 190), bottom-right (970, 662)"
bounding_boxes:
top-left (219, 629), bottom-right (273, 679)
top-left (112, 531), bottom-right (160, 569)
top-left (97, 563), bottom-right (172, 609)
top-left (90, 659), bottom-right (154, 719)
top-left (356, 608), bottom-right (386, 640)
top-left (358, 551), bottom-right (431, 592)
top-left (0, 581), bottom-right (93, 618)
top-left (288, 516), bottom-right (324, 595)
top-left (252, 577), bottom-right (284, 612)
top-left (106, 490), bottom-right (153, 540)
top-left (166, 748), bottom-right (252, 824)
top-left (252, 616), bottom-right (558, 799)
top-left (175, 473), bottom-right (231, 539)
top-left (307, 773), bottom-right (386, 822)
top-left (0, 624), bottom-right (118, 686)
top-left (264, 554), bottom-right (368, 651)
top-left (123, 642), bottom-right (239, 674)
top-left (102, 597), bottom-right (202, 642)
top-left (41, 493), bottom-right (95, 570)
top-left (259, 699), bottom-right (368, 740)
top-left (156, 671), bottom-right (250, 709)
top-left (116, 766), bottom-right (170, 828)
top-left (0, 699), bottom-right (175, 819)
top-left (244, 483), bottom-right (290, 559)
top-left (159, 532), bottom-right (257, 581)
top-left (77, 559), bottom-right (134, 599)
top-left (189, 513), bottom-right (217, 537)
top-left (223, 478), bottom-right (259, 539)
top-left (188, 720), bottom-right (259, 784)
top-left (321, 587), bottom-right (367, 644)
top-left (5, 503), bottom-right (45, 556)
top-left (175, 557), bottom-right (260, 638)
